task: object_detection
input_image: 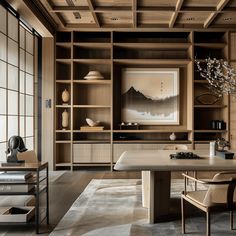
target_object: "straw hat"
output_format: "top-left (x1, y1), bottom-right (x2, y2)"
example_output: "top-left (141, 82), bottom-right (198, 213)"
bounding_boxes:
top-left (84, 71), bottom-right (104, 80)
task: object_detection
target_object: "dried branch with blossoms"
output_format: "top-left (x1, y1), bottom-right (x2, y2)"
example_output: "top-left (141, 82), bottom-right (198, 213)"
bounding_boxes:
top-left (195, 57), bottom-right (236, 97)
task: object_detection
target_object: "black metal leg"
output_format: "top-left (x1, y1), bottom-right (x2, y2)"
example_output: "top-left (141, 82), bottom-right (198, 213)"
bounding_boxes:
top-left (46, 166), bottom-right (49, 224)
top-left (36, 168), bottom-right (39, 234)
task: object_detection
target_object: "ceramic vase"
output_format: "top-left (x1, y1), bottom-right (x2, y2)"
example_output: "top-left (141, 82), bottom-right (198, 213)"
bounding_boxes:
top-left (169, 132), bottom-right (176, 141)
top-left (62, 89), bottom-right (70, 104)
top-left (62, 109), bottom-right (69, 129)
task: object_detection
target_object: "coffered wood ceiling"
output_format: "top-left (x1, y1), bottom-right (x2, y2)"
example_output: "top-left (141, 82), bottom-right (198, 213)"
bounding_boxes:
top-left (38, 0), bottom-right (236, 30)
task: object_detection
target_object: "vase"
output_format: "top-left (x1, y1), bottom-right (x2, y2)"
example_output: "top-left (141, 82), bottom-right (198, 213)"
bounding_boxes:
top-left (169, 132), bottom-right (176, 141)
top-left (62, 89), bottom-right (70, 104)
top-left (62, 109), bottom-right (69, 129)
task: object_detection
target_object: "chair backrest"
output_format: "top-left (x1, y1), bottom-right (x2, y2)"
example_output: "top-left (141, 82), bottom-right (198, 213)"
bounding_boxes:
top-left (17, 150), bottom-right (38, 163)
top-left (163, 144), bottom-right (188, 150)
top-left (203, 171), bottom-right (236, 207)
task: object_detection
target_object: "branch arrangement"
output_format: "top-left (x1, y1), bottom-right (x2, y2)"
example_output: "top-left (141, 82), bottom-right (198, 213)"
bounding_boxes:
top-left (195, 57), bottom-right (236, 97)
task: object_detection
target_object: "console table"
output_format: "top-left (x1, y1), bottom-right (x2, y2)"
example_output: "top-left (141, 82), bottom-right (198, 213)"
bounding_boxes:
top-left (0, 162), bottom-right (49, 234)
top-left (114, 150), bottom-right (236, 223)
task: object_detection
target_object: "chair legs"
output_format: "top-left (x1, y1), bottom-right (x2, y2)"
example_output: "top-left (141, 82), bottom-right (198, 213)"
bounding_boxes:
top-left (230, 211), bottom-right (234, 230)
top-left (181, 197), bottom-right (185, 234)
top-left (206, 211), bottom-right (211, 236)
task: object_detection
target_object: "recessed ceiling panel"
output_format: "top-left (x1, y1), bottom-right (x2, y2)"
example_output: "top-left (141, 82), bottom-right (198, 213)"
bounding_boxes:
top-left (182, 0), bottom-right (221, 8)
top-left (51, 0), bottom-right (88, 6)
top-left (139, 12), bottom-right (173, 24)
top-left (137, 0), bottom-right (177, 7)
top-left (213, 13), bottom-right (236, 25)
top-left (60, 12), bottom-right (95, 24)
top-left (225, 0), bottom-right (236, 8)
top-left (92, 0), bottom-right (132, 7)
top-left (176, 12), bottom-right (210, 24)
top-left (98, 12), bottom-right (132, 25)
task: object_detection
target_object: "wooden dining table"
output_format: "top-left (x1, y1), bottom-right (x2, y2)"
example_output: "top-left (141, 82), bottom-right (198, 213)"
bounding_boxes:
top-left (114, 149), bottom-right (236, 223)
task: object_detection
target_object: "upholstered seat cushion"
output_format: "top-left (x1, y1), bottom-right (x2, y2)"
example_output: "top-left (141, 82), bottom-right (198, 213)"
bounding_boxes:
top-left (0, 195), bottom-right (35, 207)
top-left (185, 190), bottom-right (208, 207)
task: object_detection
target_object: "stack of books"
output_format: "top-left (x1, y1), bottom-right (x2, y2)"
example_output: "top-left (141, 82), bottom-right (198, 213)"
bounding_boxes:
top-left (80, 126), bottom-right (104, 131)
top-left (0, 172), bottom-right (34, 193)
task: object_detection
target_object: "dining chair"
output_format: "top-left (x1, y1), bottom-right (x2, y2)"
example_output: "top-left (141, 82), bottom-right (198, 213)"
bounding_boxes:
top-left (181, 171), bottom-right (236, 236)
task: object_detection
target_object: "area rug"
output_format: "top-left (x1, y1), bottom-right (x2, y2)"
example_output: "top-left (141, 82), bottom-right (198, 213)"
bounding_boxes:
top-left (50, 179), bottom-right (235, 236)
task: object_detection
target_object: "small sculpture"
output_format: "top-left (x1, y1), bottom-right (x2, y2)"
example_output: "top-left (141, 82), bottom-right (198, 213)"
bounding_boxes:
top-left (62, 109), bottom-right (69, 129)
top-left (86, 118), bottom-right (100, 127)
top-left (62, 89), bottom-right (70, 104)
top-left (169, 132), bottom-right (176, 141)
top-left (5, 136), bottom-right (27, 163)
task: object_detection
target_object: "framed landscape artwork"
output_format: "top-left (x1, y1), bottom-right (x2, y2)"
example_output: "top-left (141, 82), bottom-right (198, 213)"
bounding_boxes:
top-left (121, 68), bottom-right (180, 125)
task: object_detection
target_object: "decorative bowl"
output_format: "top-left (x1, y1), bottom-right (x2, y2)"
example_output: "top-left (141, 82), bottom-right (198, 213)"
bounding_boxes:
top-left (86, 118), bottom-right (100, 127)
top-left (84, 71), bottom-right (104, 80)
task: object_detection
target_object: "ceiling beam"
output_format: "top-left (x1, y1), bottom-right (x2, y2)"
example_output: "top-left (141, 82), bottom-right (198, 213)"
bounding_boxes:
top-left (41, 0), bottom-right (66, 28)
top-left (87, 0), bottom-right (100, 28)
top-left (204, 0), bottom-right (230, 28)
top-left (169, 0), bottom-right (184, 28)
top-left (132, 0), bottom-right (137, 28)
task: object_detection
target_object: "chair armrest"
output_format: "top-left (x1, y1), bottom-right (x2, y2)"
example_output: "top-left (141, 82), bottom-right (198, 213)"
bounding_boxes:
top-left (182, 173), bottom-right (236, 185)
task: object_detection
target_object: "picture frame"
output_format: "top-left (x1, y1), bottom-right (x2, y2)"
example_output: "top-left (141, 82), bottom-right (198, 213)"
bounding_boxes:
top-left (121, 68), bottom-right (180, 125)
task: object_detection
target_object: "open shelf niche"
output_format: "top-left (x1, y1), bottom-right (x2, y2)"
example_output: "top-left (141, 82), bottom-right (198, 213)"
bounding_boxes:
top-left (193, 31), bottom-right (229, 147)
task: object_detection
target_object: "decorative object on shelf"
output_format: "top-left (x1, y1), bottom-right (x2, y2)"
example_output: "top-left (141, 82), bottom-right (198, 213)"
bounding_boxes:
top-left (169, 132), bottom-right (176, 141)
top-left (215, 138), bottom-right (230, 151)
top-left (195, 93), bottom-right (221, 105)
top-left (210, 120), bottom-right (226, 130)
top-left (84, 71), bottom-right (104, 80)
top-left (62, 89), bottom-right (70, 104)
top-left (195, 57), bottom-right (236, 97)
top-left (86, 118), bottom-right (100, 127)
top-left (62, 109), bottom-right (69, 129)
top-left (121, 68), bottom-right (179, 125)
top-left (119, 122), bottom-right (139, 130)
top-left (5, 136), bottom-right (27, 164)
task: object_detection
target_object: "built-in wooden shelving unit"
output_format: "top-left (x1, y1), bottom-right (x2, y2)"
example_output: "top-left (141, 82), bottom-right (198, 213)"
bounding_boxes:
top-left (54, 30), bottom-right (232, 170)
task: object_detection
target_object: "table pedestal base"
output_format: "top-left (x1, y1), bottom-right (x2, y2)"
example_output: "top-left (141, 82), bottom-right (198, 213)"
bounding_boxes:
top-left (142, 171), bottom-right (171, 223)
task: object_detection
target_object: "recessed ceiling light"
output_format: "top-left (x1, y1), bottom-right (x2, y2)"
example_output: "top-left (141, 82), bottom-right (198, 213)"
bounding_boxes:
top-left (74, 12), bottom-right (81, 19)
top-left (111, 17), bottom-right (119, 21)
top-left (186, 17), bottom-right (195, 21)
top-left (224, 17), bottom-right (232, 21)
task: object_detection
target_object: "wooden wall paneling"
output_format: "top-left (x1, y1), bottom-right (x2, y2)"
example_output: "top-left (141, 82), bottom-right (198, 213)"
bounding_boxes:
top-left (42, 37), bottom-right (54, 170)
top-left (34, 36), bottom-right (38, 155)
top-left (230, 33), bottom-right (236, 60)
top-left (229, 31), bottom-right (236, 149)
top-left (110, 31), bottom-right (113, 170)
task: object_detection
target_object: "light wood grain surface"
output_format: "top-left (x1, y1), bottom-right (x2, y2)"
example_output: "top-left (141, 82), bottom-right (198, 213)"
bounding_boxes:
top-left (115, 150), bottom-right (236, 171)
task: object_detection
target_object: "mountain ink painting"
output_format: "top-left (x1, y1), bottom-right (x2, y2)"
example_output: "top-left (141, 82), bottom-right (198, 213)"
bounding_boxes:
top-left (122, 68), bottom-right (179, 124)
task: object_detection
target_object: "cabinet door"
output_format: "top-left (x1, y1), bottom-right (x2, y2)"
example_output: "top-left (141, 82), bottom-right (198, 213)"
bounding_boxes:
top-left (73, 144), bottom-right (110, 163)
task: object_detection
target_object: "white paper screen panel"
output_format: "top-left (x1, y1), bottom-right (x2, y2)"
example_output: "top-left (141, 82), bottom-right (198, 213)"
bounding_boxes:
top-left (0, 5), bottom-right (6, 34)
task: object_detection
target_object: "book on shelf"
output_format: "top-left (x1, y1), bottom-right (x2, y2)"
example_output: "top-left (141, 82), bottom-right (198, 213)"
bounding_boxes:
top-left (80, 126), bottom-right (104, 131)
top-left (0, 172), bottom-right (32, 181)
top-left (0, 184), bottom-right (34, 193)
